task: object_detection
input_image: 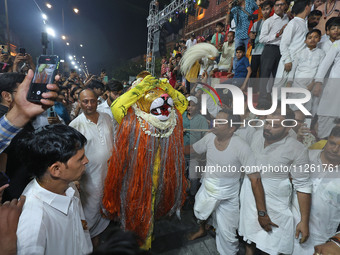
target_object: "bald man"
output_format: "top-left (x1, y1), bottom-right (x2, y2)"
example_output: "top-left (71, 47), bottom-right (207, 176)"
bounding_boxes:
top-left (69, 89), bottom-right (113, 245)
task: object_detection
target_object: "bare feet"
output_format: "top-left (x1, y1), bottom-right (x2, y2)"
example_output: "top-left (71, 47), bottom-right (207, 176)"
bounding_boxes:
top-left (188, 225), bottom-right (207, 241)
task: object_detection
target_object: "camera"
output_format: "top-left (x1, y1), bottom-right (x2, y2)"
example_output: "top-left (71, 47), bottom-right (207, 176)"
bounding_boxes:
top-left (231, 0), bottom-right (240, 8)
top-left (19, 48), bottom-right (26, 55)
top-left (248, 14), bottom-right (258, 21)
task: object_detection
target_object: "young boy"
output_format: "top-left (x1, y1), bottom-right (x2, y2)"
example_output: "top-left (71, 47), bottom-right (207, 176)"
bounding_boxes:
top-left (314, 35), bottom-right (340, 138)
top-left (318, 17), bottom-right (340, 52)
top-left (287, 29), bottom-right (325, 114)
top-left (218, 31), bottom-right (235, 72)
top-left (211, 22), bottom-right (225, 48)
top-left (249, 0), bottom-right (273, 92)
top-left (228, 46), bottom-right (252, 91)
top-left (273, 0), bottom-right (312, 89)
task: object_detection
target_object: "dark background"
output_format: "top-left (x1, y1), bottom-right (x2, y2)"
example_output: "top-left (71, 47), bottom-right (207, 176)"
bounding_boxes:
top-left (0, 0), bottom-right (171, 76)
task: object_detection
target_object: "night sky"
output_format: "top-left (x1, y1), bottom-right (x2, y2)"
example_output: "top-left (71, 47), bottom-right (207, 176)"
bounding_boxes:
top-left (1, 0), bottom-right (171, 75)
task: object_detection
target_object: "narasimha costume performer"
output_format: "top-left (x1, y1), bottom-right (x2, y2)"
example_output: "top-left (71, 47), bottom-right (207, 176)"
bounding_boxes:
top-left (102, 75), bottom-right (188, 249)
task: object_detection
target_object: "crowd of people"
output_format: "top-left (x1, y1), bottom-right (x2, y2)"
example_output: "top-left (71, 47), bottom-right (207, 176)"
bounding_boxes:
top-left (161, 0), bottom-right (340, 254)
top-left (0, 0), bottom-right (340, 254)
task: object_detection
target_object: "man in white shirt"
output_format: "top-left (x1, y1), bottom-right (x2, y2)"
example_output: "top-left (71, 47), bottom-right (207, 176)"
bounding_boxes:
top-left (314, 39), bottom-right (340, 138)
top-left (273, 0), bottom-right (311, 90)
top-left (16, 124), bottom-right (93, 255)
top-left (97, 80), bottom-right (123, 138)
top-left (218, 31), bottom-right (235, 72)
top-left (259, 0), bottom-right (289, 99)
top-left (292, 126), bottom-right (340, 254)
top-left (239, 106), bottom-right (312, 255)
top-left (69, 89), bottom-right (114, 244)
top-left (186, 33), bottom-right (197, 49)
top-left (185, 109), bottom-right (273, 255)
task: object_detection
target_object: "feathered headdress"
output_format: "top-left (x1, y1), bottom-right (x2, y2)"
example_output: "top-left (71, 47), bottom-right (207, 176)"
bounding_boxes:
top-left (179, 43), bottom-right (219, 76)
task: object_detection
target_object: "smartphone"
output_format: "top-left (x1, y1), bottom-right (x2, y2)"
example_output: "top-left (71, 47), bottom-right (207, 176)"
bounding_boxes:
top-left (0, 172), bottom-right (10, 187)
top-left (19, 48), bottom-right (26, 55)
top-left (27, 55), bottom-right (60, 103)
top-left (305, 117), bottom-right (312, 129)
top-left (103, 76), bottom-right (108, 83)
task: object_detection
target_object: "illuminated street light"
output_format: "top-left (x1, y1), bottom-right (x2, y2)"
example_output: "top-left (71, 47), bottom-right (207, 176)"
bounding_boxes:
top-left (84, 62), bottom-right (86, 64)
top-left (46, 3), bottom-right (52, 9)
top-left (61, 35), bottom-right (66, 40)
top-left (73, 8), bottom-right (79, 14)
top-left (80, 44), bottom-right (83, 47)
top-left (75, 65), bottom-right (78, 69)
top-left (68, 56), bottom-right (73, 60)
top-left (82, 56), bottom-right (85, 59)
top-left (42, 13), bottom-right (48, 20)
top-left (79, 68), bottom-right (81, 71)
top-left (46, 27), bottom-right (56, 37)
top-left (71, 61), bottom-right (75, 65)
top-left (73, 55), bottom-right (76, 57)
top-left (66, 42), bottom-right (70, 46)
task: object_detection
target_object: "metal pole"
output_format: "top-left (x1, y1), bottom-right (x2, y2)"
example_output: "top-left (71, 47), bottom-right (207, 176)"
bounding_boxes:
top-left (4, 0), bottom-right (11, 53)
top-left (62, 7), bottom-right (65, 60)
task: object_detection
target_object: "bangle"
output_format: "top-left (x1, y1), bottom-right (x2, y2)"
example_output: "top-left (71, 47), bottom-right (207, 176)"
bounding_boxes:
top-left (331, 236), bottom-right (340, 244)
top-left (329, 239), bottom-right (340, 248)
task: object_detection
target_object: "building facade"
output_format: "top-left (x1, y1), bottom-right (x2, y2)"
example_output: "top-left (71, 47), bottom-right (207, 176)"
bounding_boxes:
top-left (184, 0), bottom-right (229, 38)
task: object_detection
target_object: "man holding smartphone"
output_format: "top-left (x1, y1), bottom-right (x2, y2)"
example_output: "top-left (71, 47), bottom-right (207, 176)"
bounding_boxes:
top-left (0, 69), bottom-right (59, 255)
top-left (12, 49), bottom-right (35, 74)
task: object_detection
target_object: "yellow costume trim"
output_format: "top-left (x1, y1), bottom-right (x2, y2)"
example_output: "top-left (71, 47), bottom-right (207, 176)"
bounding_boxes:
top-left (185, 60), bottom-right (200, 83)
top-left (111, 75), bottom-right (188, 124)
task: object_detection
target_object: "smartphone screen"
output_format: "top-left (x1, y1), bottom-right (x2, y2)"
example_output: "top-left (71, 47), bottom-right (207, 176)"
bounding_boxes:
top-left (27, 55), bottom-right (59, 103)
top-left (305, 118), bottom-right (312, 129)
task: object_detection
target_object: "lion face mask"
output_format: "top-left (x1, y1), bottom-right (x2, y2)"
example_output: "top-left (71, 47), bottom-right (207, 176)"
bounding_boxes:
top-left (136, 88), bottom-right (174, 122)
top-left (103, 75), bottom-right (188, 249)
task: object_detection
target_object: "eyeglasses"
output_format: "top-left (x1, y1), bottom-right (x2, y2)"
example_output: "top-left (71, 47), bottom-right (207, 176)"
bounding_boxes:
top-left (274, 3), bottom-right (286, 6)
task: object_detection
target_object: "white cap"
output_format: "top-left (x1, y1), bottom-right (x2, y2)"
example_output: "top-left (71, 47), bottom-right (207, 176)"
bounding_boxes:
top-left (187, 96), bottom-right (198, 104)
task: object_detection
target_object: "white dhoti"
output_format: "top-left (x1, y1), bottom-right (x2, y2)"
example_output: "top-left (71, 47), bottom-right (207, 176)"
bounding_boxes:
top-left (239, 177), bottom-right (294, 255)
top-left (194, 184), bottom-right (239, 255)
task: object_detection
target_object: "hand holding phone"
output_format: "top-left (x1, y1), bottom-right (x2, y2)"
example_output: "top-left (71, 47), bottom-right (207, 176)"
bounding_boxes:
top-left (27, 55), bottom-right (60, 103)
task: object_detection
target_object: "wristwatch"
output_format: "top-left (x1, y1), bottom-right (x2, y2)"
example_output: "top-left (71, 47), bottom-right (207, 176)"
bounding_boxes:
top-left (258, 210), bottom-right (267, 217)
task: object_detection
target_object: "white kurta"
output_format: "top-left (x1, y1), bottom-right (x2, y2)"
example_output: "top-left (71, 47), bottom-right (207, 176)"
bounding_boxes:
top-left (17, 180), bottom-right (93, 255)
top-left (318, 35), bottom-right (333, 53)
top-left (218, 41), bottom-right (235, 70)
top-left (292, 149), bottom-right (340, 254)
top-left (235, 125), bottom-right (256, 145)
top-left (288, 47), bottom-right (325, 113)
top-left (315, 40), bottom-right (340, 117)
top-left (193, 133), bottom-right (259, 255)
top-left (274, 17), bottom-right (308, 88)
top-left (239, 130), bottom-right (311, 254)
top-left (315, 40), bottom-right (340, 137)
top-left (97, 100), bottom-right (118, 138)
top-left (69, 112), bottom-right (113, 237)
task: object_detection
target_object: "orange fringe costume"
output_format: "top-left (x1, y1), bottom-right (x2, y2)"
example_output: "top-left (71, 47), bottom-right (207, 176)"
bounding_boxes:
top-left (103, 75), bottom-right (188, 249)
